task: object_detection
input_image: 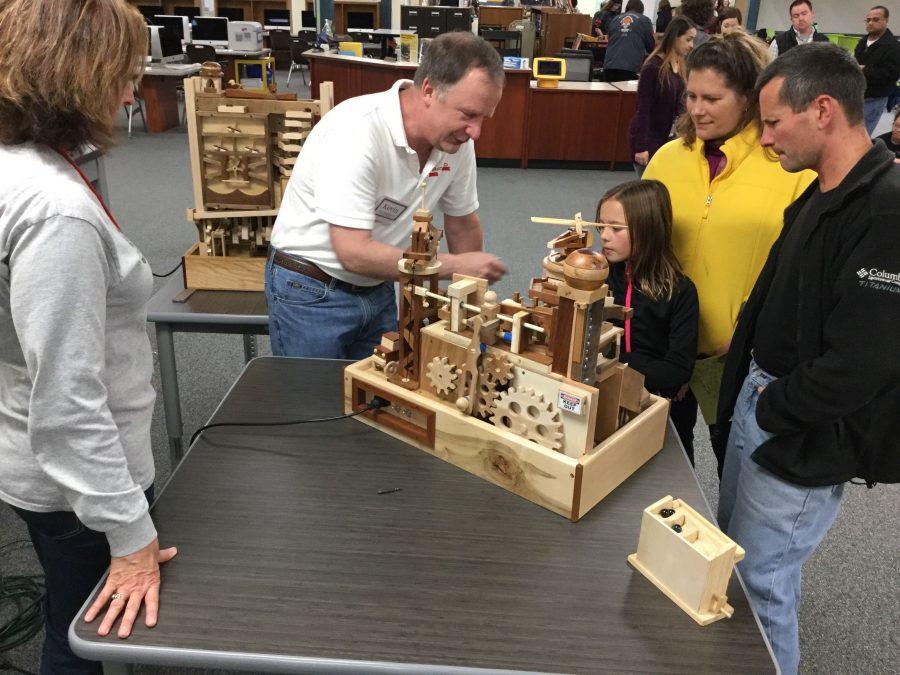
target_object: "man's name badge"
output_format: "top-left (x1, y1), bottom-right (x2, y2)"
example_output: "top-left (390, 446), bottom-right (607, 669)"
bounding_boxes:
top-left (374, 197), bottom-right (407, 221)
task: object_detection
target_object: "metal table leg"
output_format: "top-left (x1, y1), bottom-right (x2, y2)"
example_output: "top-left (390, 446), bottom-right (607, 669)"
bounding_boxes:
top-left (155, 322), bottom-right (183, 467)
top-left (243, 334), bottom-right (258, 363)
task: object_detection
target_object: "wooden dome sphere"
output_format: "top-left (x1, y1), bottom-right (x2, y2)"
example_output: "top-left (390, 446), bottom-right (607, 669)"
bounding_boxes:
top-left (562, 248), bottom-right (609, 290)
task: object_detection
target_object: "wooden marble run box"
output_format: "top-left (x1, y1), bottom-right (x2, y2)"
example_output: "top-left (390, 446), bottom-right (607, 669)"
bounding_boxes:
top-left (628, 495), bottom-right (745, 625)
top-left (344, 357), bottom-right (669, 520)
top-left (343, 208), bottom-right (673, 521)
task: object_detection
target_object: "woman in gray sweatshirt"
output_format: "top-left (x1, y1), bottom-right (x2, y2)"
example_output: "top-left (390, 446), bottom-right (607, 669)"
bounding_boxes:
top-left (0, 1), bottom-right (177, 671)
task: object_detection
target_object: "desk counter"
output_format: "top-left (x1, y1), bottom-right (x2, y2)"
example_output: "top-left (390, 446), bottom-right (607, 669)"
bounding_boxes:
top-left (307, 51), bottom-right (531, 164)
top-left (71, 358), bottom-right (775, 674)
top-left (308, 51), bottom-right (636, 167)
top-left (526, 80), bottom-right (634, 165)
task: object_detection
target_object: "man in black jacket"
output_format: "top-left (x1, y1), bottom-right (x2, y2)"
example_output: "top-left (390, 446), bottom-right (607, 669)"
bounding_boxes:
top-left (854, 6), bottom-right (900, 135)
top-left (715, 43), bottom-right (900, 675)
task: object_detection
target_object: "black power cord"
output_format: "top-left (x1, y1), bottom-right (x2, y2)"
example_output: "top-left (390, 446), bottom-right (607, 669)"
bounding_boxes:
top-left (152, 260), bottom-right (184, 278)
top-left (1, 540), bottom-right (43, 675)
top-left (189, 396), bottom-right (392, 446)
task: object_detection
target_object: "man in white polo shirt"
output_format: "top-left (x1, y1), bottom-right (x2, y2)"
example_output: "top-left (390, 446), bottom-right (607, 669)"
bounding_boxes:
top-left (266, 32), bottom-right (507, 358)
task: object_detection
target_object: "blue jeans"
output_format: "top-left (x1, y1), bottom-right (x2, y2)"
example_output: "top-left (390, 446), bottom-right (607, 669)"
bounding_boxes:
top-left (718, 361), bottom-right (843, 675)
top-left (10, 487), bottom-right (154, 675)
top-left (265, 250), bottom-right (398, 359)
top-left (863, 96), bottom-right (888, 136)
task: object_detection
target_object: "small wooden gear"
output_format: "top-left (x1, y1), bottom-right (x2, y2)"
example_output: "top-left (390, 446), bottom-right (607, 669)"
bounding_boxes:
top-left (425, 356), bottom-right (459, 397)
top-left (473, 377), bottom-right (501, 419)
top-left (482, 353), bottom-right (514, 384)
top-left (491, 387), bottom-right (564, 451)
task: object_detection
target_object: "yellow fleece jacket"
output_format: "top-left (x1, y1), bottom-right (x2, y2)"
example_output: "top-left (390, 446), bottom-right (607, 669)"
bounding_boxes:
top-left (644, 124), bottom-right (816, 355)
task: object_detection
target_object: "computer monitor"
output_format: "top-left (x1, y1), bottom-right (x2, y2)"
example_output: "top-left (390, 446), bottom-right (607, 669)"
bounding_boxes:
top-left (137, 5), bottom-right (164, 22)
top-left (217, 6), bottom-right (244, 21)
top-left (153, 15), bottom-right (192, 42)
top-left (192, 16), bottom-right (229, 46)
top-left (263, 8), bottom-right (290, 28)
top-left (148, 25), bottom-right (184, 63)
top-left (347, 11), bottom-right (374, 30)
top-left (173, 6), bottom-right (200, 21)
top-left (300, 10), bottom-right (316, 29)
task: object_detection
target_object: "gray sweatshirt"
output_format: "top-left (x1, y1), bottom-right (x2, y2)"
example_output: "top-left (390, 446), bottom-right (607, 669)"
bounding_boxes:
top-left (0, 143), bottom-right (157, 557)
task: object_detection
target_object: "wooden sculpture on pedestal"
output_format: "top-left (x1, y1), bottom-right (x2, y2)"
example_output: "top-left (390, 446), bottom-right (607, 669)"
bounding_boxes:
top-left (181, 62), bottom-right (334, 291)
top-left (343, 206), bottom-right (671, 521)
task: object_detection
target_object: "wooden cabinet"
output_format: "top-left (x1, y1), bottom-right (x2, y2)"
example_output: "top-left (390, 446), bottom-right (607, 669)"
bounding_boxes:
top-left (333, 1), bottom-right (380, 33)
top-left (477, 5), bottom-right (526, 29)
top-left (531, 8), bottom-right (591, 57)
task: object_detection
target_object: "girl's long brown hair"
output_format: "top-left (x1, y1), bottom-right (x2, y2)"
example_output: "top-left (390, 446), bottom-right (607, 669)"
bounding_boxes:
top-left (596, 180), bottom-right (683, 301)
top-left (645, 16), bottom-right (694, 92)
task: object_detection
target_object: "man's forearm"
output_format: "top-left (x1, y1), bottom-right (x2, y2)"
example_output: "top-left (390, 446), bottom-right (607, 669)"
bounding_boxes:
top-left (334, 236), bottom-right (405, 280)
top-left (444, 213), bottom-right (485, 253)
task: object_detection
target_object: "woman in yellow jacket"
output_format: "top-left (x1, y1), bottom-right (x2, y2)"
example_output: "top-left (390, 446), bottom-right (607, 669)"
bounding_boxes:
top-left (644, 32), bottom-right (815, 466)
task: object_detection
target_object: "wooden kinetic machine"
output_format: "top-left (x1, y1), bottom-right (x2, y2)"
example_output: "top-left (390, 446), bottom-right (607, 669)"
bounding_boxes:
top-left (181, 62), bottom-right (334, 291)
top-left (344, 199), bottom-right (671, 520)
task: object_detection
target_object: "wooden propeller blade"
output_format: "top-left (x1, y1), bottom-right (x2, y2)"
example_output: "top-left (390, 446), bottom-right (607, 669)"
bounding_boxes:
top-left (530, 216), bottom-right (628, 229)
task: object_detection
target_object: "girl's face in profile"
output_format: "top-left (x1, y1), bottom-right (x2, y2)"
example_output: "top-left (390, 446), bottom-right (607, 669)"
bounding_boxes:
top-left (598, 198), bottom-right (632, 264)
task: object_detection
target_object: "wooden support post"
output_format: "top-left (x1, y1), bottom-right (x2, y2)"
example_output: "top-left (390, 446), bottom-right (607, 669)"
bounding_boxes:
top-left (447, 278), bottom-right (478, 333)
top-left (551, 296), bottom-right (575, 376)
top-left (510, 310), bottom-right (530, 354)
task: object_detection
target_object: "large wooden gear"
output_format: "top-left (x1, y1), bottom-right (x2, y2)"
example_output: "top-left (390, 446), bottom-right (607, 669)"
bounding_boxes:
top-left (491, 387), bottom-right (564, 451)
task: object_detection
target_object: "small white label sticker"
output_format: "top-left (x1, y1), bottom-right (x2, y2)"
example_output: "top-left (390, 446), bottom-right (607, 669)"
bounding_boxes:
top-left (374, 197), bottom-right (407, 221)
top-left (558, 389), bottom-right (584, 415)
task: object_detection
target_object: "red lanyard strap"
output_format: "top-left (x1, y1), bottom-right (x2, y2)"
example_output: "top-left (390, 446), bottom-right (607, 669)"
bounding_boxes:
top-left (57, 150), bottom-right (120, 230)
top-left (624, 264), bottom-right (633, 354)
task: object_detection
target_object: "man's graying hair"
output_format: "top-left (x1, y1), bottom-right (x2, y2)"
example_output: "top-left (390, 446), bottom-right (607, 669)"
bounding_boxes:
top-left (413, 31), bottom-right (505, 92)
top-left (755, 43), bottom-right (865, 126)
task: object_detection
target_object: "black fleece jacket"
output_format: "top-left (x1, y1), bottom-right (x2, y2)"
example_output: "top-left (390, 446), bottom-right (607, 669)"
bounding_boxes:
top-left (854, 29), bottom-right (900, 99)
top-left (715, 142), bottom-right (900, 487)
top-left (607, 262), bottom-right (698, 398)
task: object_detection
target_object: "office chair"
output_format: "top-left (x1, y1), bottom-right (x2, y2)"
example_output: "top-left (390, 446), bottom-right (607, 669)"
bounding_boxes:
top-left (185, 43), bottom-right (219, 64)
top-left (480, 29), bottom-right (522, 57)
top-left (288, 36), bottom-right (313, 87)
top-left (125, 85), bottom-right (147, 137)
top-left (268, 29), bottom-right (293, 70)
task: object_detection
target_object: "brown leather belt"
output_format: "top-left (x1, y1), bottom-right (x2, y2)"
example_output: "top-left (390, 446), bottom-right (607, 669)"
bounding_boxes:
top-left (271, 250), bottom-right (373, 293)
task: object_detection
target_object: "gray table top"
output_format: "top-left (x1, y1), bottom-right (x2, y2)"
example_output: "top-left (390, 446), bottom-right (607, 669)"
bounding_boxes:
top-left (147, 273), bottom-right (268, 326)
top-left (71, 358), bottom-right (775, 673)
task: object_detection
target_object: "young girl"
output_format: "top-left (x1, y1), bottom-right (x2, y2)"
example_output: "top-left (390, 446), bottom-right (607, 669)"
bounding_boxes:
top-left (596, 179), bottom-right (699, 458)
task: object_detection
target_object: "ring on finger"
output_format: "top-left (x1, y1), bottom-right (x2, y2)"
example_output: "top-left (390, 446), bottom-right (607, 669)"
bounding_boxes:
top-left (111, 592), bottom-right (123, 600)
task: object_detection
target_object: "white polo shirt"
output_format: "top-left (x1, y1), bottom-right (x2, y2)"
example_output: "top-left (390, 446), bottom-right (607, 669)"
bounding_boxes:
top-left (270, 79), bottom-right (480, 287)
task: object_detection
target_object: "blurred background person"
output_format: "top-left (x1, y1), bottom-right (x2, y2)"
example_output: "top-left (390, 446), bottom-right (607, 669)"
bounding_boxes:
top-left (593, 0), bottom-right (623, 37)
top-left (679, 0), bottom-right (716, 46)
top-left (656, 0), bottom-right (673, 34)
top-left (602, 0), bottom-right (656, 82)
top-left (876, 106), bottom-right (900, 159)
top-left (630, 16), bottom-right (697, 175)
top-left (854, 5), bottom-right (900, 136)
top-left (0, 0), bottom-right (178, 672)
top-left (769, 0), bottom-right (828, 59)
top-left (717, 7), bottom-right (744, 34)
top-left (643, 32), bottom-right (816, 465)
